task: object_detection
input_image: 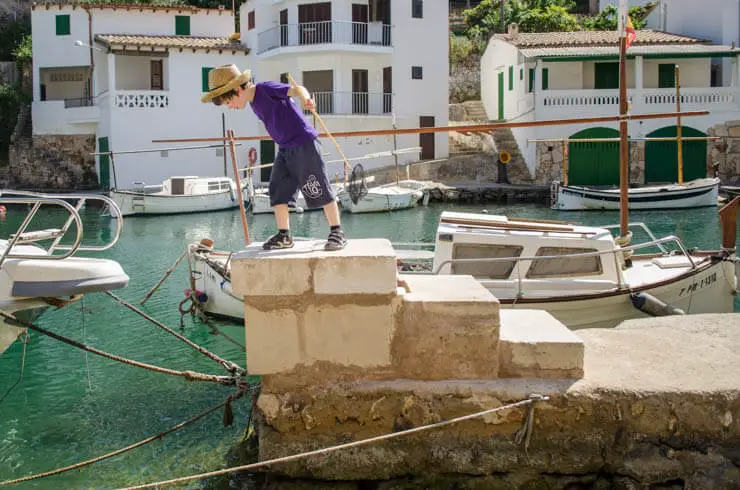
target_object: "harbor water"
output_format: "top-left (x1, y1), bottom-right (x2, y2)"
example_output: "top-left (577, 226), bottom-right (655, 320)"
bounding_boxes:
top-left (1, 202), bottom-right (738, 489)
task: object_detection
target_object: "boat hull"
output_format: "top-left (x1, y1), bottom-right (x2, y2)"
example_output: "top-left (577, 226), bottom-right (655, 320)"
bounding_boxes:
top-left (110, 189), bottom-right (244, 217)
top-left (552, 178), bottom-right (720, 211)
top-left (339, 189), bottom-right (423, 213)
top-left (189, 250), bottom-right (244, 321)
top-left (0, 301), bottom-right (49, 355)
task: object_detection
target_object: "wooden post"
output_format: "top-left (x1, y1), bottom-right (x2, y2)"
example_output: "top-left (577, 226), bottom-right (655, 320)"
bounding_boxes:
top-left (227, 129), bottom-right (251, 246)
top-left (675, 65), bottom-right (683, 184)
top-left (619, 34), bottom-right (629, 238)
top-left (563, 139), bottom-right (569, 186)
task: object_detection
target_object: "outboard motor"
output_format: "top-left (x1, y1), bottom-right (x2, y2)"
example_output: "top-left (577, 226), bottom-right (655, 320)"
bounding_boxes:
top-left (631, 292), bottom-right (685, 317)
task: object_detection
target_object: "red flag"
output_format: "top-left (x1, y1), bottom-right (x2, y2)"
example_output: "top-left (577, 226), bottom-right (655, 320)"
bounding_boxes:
top-left (625, 16), bottom-right (636, 49)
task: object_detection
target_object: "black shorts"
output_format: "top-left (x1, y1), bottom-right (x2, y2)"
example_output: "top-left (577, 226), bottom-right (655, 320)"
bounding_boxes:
top-left (269, 139), bottom-right (336, 209)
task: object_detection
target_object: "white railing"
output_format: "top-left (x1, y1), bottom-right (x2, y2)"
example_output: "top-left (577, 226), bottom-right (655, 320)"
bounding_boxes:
top-left (641, 87), bottom-right (736, 106)
top-left (541, 91), bottom-right (621, 108)
top-left (308, 91), bottom-right (393, 116)
top-left (257, 21), bottom-right (392, 54)
top-left (114, 91), bottom-right (169, 109)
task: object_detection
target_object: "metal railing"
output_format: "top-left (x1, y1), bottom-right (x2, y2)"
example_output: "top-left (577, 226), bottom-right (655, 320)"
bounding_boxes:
top-left (0, 191), bottom-right (124, 268)
top-left (258, 20), bottom-right (392, 54)
top-left (305, 91), bottom-right (393, 115)
top-left (64, 96), bottom-right (95, 108)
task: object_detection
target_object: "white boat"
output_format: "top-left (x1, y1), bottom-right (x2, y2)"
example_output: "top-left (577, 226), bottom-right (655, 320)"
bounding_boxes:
top-left (249, 183), bottom-right (345, 214)
top-left (109, 176), bottom-right (247, 217)
top-left (337, 179), bottom-right (428, 214)
top-left (0, 191), bottom-right (129, 354)
top-left (409, 209), bottom-right (737, 329)
top-left (550, 178), bottom-right (720, 211)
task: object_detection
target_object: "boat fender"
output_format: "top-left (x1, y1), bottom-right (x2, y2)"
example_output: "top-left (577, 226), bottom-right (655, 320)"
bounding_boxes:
top-left (630, 292), bottom-right (685, 317)
top-left (196, 290), bottom-right (209, 303)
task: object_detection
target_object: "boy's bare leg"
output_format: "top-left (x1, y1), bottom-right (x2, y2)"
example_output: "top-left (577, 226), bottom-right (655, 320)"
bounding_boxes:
top-left (323, 200), bottom-right (341, 227)
top-left (274, 204), bottom-right (290, 230)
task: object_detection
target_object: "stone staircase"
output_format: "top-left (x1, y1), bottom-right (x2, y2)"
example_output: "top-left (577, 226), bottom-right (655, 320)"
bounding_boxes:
top-left (491, 127), bottom-right (534, 183)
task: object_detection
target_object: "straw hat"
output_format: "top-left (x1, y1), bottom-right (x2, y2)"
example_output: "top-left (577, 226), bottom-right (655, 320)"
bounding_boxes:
top-left (200, 64), bottom-right (251, 103)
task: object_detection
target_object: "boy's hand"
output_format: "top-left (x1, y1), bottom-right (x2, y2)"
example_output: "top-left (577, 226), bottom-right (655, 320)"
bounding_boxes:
top-left (303, 97), bottom-right (315, 111)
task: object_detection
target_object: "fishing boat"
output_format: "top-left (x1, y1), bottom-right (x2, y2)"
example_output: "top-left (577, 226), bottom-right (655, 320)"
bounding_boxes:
top-left (722, 185), bottom-right (740, 200)
top-left (550, 177), bottom-right (720, 211)
top-left (249, 183), bottom-right (345, 214)
top-left (0, 191), bottom-right (129, 354)
top-left (109, 176), bottom-right (248, 217)
top-left (337, 179), bottom-right (429, 214)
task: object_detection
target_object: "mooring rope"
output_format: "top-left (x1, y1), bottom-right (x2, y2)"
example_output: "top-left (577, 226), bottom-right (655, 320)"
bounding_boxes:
top-left (105, 291), bottom-right (246, 375)
top-left (119, 394), bottom-right (549, 490)
top-left (0, 331), bottom-right (29, 405)
top-left (0, 388), bottom-right (254, 487)
top-left (0, 310), bottom-right (236, 386)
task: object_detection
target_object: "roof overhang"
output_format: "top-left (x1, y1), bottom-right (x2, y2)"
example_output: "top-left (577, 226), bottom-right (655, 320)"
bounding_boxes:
top-left (520, 45), bottom-right (740, 62)
top-left (94, 34), bottom-right (249, 55)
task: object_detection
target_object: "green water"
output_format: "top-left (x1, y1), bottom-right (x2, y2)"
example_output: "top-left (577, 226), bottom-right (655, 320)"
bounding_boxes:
top-left (0, 202), bottom-right (738, 489)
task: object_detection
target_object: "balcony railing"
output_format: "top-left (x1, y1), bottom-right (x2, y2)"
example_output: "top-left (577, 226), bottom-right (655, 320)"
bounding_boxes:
top-left (64, 96), bottom-right (95, 108)
top-left (305, 91), bottom-right (393, 115)
top-left (114, 91), bottom-right (169, 109)
top-left (258, 21), bottom-right (392, 54)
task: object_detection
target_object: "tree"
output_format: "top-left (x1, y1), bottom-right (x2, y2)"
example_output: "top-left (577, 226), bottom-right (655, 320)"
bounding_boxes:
top-left (582, 4), bottom-right (653, 31)
top-left (464, 0), bottom-right (579, 41)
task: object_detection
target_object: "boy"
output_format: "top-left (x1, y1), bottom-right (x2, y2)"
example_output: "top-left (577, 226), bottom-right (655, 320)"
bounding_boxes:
top-left (201, 64), bottom-right (346, 251)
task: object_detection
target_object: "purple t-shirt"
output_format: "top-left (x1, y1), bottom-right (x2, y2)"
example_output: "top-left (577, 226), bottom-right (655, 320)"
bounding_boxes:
top-left (249, 81), bottom-right (318, 148)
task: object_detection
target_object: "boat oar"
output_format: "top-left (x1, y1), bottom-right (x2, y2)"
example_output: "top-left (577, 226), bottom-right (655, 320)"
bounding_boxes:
top-left (287, 74), bottom-right (352, 181)
top-left (139, 249), bottom-right (187, 305)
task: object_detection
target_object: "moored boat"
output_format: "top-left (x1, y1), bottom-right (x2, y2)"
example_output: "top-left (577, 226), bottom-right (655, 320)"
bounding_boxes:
top-left (337, 180), bottom-right (428, 213)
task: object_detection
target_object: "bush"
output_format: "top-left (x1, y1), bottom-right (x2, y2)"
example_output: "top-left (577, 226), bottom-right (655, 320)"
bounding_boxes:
top-left (0, 84), bottom-right (28, 164)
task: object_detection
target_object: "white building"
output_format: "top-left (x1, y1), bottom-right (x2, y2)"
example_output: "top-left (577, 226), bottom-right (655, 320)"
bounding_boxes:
top-left (480, 27), bottom-right (740, 185)
top-left (30, 1), bottom-right (448, 190)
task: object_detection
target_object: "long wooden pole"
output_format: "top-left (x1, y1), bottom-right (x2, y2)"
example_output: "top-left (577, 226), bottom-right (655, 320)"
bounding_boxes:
top-left (286, 73), bottom-right (352, 182)
top-left (563, 140), bottom-right (569, 186)
top-left (529, 136), bottom-right (718, 143)
top-left (675, 65), bottom-right (683, 184)
top-left (152, 111), bottom-right (709, 144)
top-left (619, 34), bottom-right (629, 238)
top-left (227, 129), bottom-right (250, 246)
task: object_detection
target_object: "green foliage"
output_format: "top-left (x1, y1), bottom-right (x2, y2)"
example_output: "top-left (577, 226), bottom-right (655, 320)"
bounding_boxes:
top-left (518, 5), bottom-right (580, 33)
top-left (450, 34), bottom-right (476, 65)
top-left (0, 84), bottom-right (29, 163)
top-left (12, 34), bottom-right (32, 66)
top-left (463, 0), bottom-right (579, 40)
top-left (0, 19), bottom-right (30, 61)
top-left (582, 4), bottom-right (652, 31)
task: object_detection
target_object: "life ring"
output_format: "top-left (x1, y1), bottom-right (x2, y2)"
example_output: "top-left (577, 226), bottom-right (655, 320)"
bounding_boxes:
top-left (248, 147), bottom-right (258, 165)
top-left (0, 205), bottom-right (6, 215)
top-left (499, 151), bottom-right (511, 164)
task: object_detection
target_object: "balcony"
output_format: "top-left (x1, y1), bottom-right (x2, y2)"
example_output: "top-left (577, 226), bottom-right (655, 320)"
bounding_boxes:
top-left (535, 86), bottom-right (740, 119)
top-left (113, 90), bottom-right (169, 109)
top-left (307, 91), bottom-right (393, 116)
top-left (257, 21), bottom-right (392, 55)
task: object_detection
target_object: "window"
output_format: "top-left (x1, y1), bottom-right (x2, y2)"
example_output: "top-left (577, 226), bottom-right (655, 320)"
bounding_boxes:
top-left (451, 244), bottom-right (523, 280)
top-left (542, 67), bottom-right (549, 90)
top-left (412, 0), bottom-right (423, 18)
top-left (175, 15), bottom-right (191, 35)
top-left (411, 66), bottom-right (423, 80)
top-left (508, 65), bottom-right (513, 91)
top-left (658, 63), bottom-right (676, 88)
top-left (56, 14), bottom-right (70, 36)
top-left (248, 10), bottom-right (255, 30)
top-left (202, 67), bottom-right (213, 92)
top-left (526, 247), bottom-right (602, 278)
top-left (520, 68), bottom-right (523, 81)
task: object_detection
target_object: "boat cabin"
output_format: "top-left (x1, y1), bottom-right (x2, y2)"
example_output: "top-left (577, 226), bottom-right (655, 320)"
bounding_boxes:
top-left (433, 211), bottom-right (626, 298)
top-left (162, 176), bottom-right (235, 196)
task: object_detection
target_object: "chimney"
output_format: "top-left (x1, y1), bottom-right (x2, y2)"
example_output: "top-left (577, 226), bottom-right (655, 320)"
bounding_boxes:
top-left (218, 4), bottom-right (225, 10)
top-left (507, 23), bottom-right (519, 37)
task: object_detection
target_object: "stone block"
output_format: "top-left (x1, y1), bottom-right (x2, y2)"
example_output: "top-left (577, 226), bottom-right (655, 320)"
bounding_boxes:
top-left (231, 241), bottom-right (314, 297)
top-left (498, 309), bottom-right (584, 379)
top-left (729, 126), bottom-right (740, 138)
top-left (244, 304), bottom-right (302, 374)
top-left (393, 274), bottom-right (500, 380)
top-left (304, 303), bottom-right (395, 367)
top-left (313, 239), bottom-right (397, 295)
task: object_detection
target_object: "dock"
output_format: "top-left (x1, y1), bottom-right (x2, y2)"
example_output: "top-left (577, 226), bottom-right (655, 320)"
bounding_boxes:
top-left (426, 181), bottom-right (550, 204)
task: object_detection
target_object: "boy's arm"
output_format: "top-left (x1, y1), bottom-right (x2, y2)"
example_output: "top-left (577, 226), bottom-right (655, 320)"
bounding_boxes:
top-left (287, 84), bottom-right (315, 111)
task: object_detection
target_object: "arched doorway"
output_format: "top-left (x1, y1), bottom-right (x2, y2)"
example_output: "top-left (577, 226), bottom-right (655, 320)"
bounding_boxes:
top-left (645, 126), bottom-right (707, 184)
top-left (567, 127), bottom-right (620, 186)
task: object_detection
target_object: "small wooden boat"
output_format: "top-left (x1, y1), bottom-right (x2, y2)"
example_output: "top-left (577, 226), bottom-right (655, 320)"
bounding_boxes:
top-left (337, 180), bottom-right (428, 213)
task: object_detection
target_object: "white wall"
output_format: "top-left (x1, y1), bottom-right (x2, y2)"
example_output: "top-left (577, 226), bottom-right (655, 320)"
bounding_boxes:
top-left (480, 38), bottom-right (527, 121)
top-left (642, 58), bottom-right (710, 88)
top-left (91, 7), bottom-right (233, 37)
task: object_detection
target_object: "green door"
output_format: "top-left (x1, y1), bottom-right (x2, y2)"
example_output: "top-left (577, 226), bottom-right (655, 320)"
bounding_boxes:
top-left (594, 62), bottom-right (619, 89)
top-left (98, 136), bottom-right (110, 191)
top-left (567, 127), bottom-right (620, 186)
top-left (498, 71), bottom-right (504, 120)
top-left (645, 126), bottom-right (707, 183)
top-left (658, 64), bottom-right (676, 88)
top-left (260, 140), bottom-right (275, 182)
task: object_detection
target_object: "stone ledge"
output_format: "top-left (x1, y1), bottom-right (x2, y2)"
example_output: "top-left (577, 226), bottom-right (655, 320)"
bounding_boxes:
top-left (498, 309), bottom-right (584, 379)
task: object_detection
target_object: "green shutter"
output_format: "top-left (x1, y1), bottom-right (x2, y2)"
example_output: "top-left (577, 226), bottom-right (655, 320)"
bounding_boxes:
top-left (520, 68), bottom-right (523, 80)
top-left (528, 68), bottom-right (534, 93)
top-left (594, 62), bottom-right (619, 89)
top-left (498, 72), bottom-right (505, 120)
top-left (202, 67), bottom-right (213, 92)
top-left (508, 66), bottom-right (513, 91)
top-left (542, 68), bottom-right (549, 90)
top-left (658, 64), bottom-right (676, 88)
top-left (175, 15), bottom-right (191, 35)
top-left (56, 15), bottom-right (70, 36)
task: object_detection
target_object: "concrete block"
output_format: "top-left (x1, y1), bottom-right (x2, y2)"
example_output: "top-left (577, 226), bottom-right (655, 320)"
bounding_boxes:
top-left (231, 241), bottom-right (315, 297)
top-left (312, 239), bottom-right (397, 295)
top-left (304, 303), bottom-right (395, 367)
top-left (393, 274), bottom-right (500, 380)
top-left (499, 309), bottom-right (584, 379)
top-left (244, 304), bottom-right (302, 375)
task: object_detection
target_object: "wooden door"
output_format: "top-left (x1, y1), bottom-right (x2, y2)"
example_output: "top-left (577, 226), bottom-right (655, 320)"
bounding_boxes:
top-left (383, 66), bottom-right (392, 113)
top-left (497, 72), bottom-right (504, 120)
top-left (419, 116), bottom-right (435, 160)
top-left (299, 3), bottom-right (331, 44)
top-left (645, 126), bottom-right (707, 183)
top-left (352, 69), bottom-right (368, 114)
top-left (280, 9), bottom-right (288, 46)
top-left (150, 60), bottom-right (163, 90)
top-left (352, 4), bottom-right (368, 44)
top-left (594, 62), bottom-right (619, 89)
top-left (567, 127), bottom-right (620, 186)
top-left (98, 137), bottom-right (110, 190)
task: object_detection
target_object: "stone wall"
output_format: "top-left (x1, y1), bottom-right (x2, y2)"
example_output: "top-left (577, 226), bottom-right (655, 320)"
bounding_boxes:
top-left (6, 132), bottom-right (99, 190)
top-left (449, 55), bottom-right (481, 103)
top-left (708, 121), bottom-right (740, 185)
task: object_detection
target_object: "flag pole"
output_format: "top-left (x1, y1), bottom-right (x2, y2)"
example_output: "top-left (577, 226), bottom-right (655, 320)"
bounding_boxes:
top-left (618, 0), bottom-right (630, 242)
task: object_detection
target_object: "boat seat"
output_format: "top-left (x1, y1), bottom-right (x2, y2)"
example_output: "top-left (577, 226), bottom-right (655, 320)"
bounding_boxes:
top-left (651, 256), bottom-right (694, 269)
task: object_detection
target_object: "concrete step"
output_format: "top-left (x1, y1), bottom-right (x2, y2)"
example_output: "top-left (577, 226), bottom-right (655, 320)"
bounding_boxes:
top-left (498, 309), bottom-right (584, 379)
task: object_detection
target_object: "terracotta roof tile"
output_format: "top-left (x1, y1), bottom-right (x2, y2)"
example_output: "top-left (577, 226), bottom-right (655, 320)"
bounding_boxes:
top-left (95, 34), bottom-right (248, 53)
top-left (494, 29), bottom-right (709, 48)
